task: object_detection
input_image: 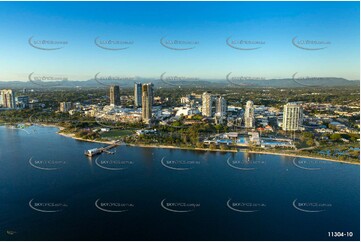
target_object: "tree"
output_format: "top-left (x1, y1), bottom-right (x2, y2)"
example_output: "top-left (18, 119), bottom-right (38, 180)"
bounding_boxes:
top-left (306, 139), bottom-right (315, 146)
top-left (209, 143), bottom-right (217, 150)
top-left (330, 133), bottom-right (341, 141)
top-left (196, 142), bottom-right (204, 148)
top-left (301, 132), bottom-right (314, 141)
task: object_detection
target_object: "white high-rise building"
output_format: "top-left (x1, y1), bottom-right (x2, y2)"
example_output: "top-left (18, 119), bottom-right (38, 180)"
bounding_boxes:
top-left (142, 83), bottom-right (153, 124)
top-left (215, 96), bottom-right (227, 117)
top-left (0, 89), bottom-right (15, 109)
top-left (202, 92), bottom-right (214, 117)
top-left (244, 100), bottom-right (255, 128)
top-left (282, 103), bottom-right (303, 131)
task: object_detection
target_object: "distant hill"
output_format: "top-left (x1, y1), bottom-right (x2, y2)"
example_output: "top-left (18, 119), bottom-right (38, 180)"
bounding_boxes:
top-left (0, 77), bottom-right (358, 89)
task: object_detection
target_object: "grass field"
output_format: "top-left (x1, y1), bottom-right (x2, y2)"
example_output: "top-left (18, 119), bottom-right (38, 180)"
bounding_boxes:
top-left (100, 129), bottom-right (134, 138)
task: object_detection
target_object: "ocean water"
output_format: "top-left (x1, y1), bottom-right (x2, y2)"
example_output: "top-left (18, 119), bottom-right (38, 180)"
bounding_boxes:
top-left (0, 125), bottom-right (359, 241)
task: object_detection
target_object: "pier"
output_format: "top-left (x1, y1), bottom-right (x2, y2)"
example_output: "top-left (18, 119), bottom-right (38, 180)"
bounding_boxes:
top-left (84, 141), bottom-right (120, 157)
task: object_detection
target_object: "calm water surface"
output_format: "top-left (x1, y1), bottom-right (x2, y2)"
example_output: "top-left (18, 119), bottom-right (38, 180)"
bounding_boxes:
top-left (0, 126), bottom-right (359, 241)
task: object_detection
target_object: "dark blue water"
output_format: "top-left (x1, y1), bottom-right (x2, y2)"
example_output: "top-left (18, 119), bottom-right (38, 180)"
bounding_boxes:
top-left (0, 125), bottom-right (359, 241)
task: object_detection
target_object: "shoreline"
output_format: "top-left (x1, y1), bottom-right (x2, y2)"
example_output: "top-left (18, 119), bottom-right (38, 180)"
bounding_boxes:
top-left (122, 144), bottom-right (359, 165)
top-left (126, 143), bottom-right (238, 153)
top-left (26, 123), bottom-right (114, 145)
top-left (57, 131), bottom-right (115, 145)
top-left (60, 132), bottom-right (358, 165)
top-left (246, 150), bottom-right (359, 165)
top-left (4, 124), bottom-right (359, 165)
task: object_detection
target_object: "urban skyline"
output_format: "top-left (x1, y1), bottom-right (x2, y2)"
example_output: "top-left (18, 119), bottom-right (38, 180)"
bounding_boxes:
top-left (0, 1), bottom-right (359, 241)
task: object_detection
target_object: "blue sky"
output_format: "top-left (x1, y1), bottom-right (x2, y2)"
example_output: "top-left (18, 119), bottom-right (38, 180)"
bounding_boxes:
top-left (0, 1), bottom-right (359, 81)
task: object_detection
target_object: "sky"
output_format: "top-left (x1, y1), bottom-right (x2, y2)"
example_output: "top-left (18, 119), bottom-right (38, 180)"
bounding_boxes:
top-left (0, 1), bottom-right (359, 81)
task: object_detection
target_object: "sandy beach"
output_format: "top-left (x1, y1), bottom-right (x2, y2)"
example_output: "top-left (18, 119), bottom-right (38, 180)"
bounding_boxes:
top-left (57, 131), bottom-right (115, 145)
top-left (61, 134), bottom-right (359, 165)
top-left (126, 143), bottom-right (238, 153)
top-left (126, 144), bottom-right (359, 165)
top-left (247, 150), bottom-right (359, 165)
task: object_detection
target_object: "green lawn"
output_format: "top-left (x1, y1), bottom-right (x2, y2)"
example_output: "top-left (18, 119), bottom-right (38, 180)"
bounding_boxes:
top-left (100, 129), bottom-right (134, 138)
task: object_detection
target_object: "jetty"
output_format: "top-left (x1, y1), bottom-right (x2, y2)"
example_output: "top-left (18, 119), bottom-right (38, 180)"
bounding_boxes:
top-left (84, 141), bottom-right (120, 157)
